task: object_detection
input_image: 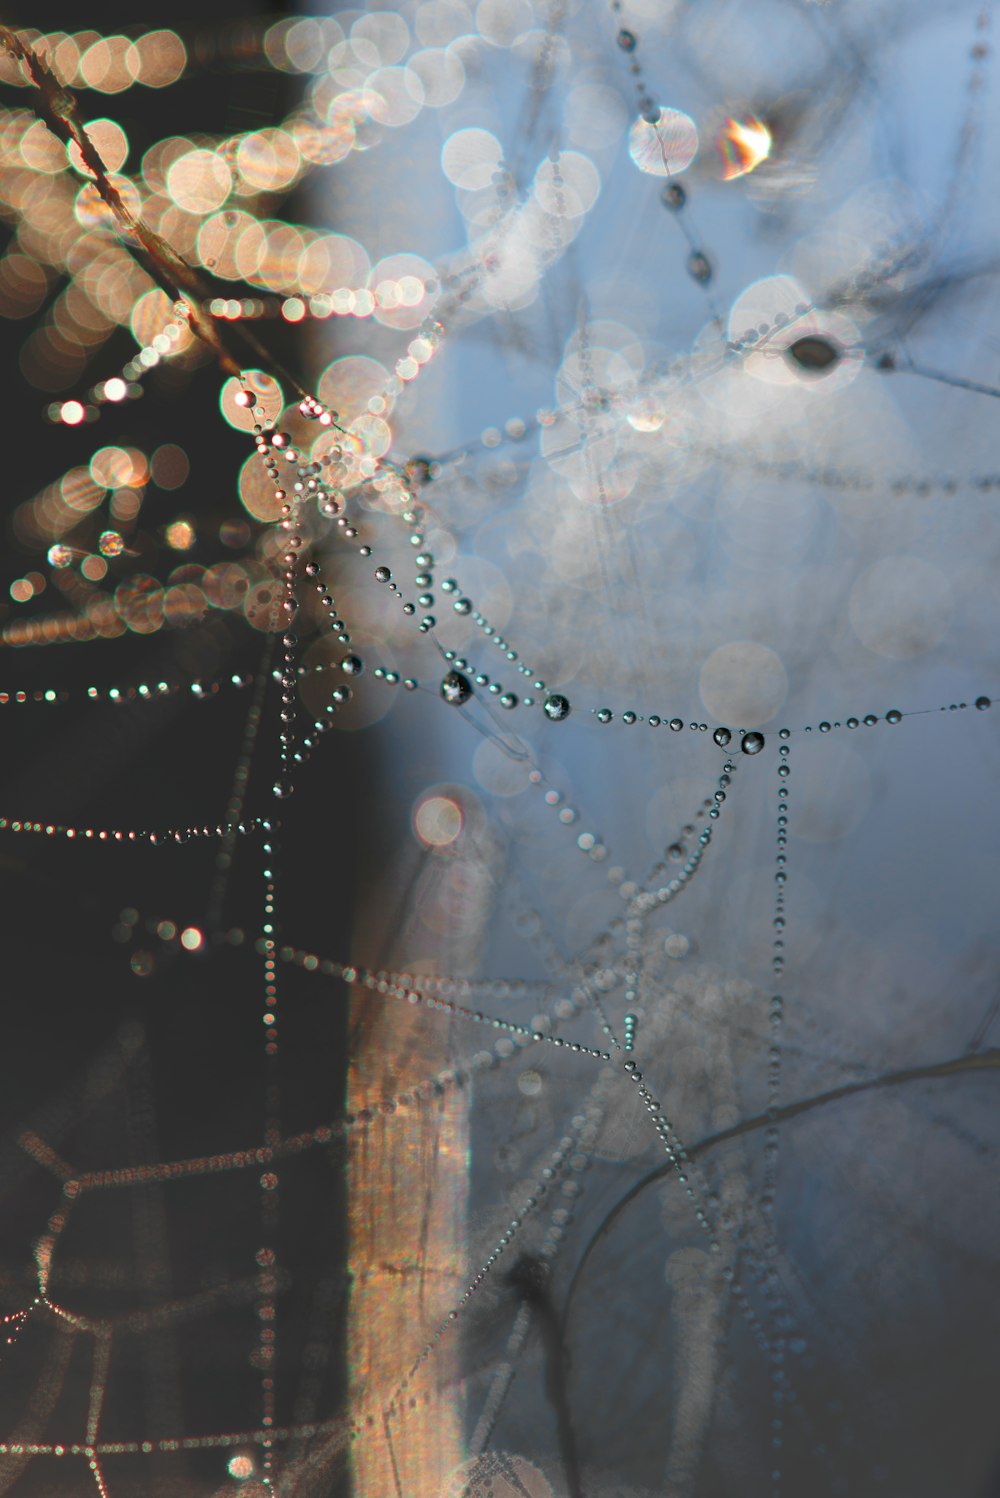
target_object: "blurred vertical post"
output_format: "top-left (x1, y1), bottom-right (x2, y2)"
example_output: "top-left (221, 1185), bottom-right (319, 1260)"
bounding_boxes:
top-left (309, 13), bottom-right (479, 1480)
top-left (346, 818), bottom-right (493, 1495)
top-left (346, 994), bottom-right (469, 1494)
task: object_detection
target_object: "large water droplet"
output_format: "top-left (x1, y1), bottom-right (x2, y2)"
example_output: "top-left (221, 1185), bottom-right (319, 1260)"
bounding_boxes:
top-left (713, 727), bottom-right (732, 747)
top-left (786, 335), bottom-right (840, 373)
top-left (441, 670), bottom-right (472, 706)
top-left (543, 694), bottom-right (571, 721)
top-left (740, 731), bottom-right (765, 755)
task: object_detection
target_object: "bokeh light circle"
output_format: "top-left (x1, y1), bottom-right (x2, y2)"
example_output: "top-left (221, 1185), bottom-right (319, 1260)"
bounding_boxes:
top-left (699, 641), bottom-right (788, 726)
top-left (166, 148), bottom-right (232, 215)
top-left (441, 127), bottom-right (503, 189)
top-left (408, 46), bottom-right (466, 107)
top-left (848, 555), bottom-right (952, 659)
top-left (220, 371), bottom-right (284, 432)
top-left (628, 108), bottom-right (699, 176)
top-left (414, 791), bottom-right (464, 847)
top-left (317, 355), bottom-right (391, 421)
top-left (67, 119), bottom-right (128, 176)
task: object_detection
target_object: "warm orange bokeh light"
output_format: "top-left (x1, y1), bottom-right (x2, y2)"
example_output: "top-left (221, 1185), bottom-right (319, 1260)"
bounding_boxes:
top-left (717, 115), bottom-right (772, 180)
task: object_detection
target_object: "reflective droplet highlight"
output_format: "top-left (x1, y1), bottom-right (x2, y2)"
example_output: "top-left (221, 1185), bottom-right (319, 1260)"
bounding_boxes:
top-left (443, 674), bottom-right (476, 707)
top-left (441, 670), bottom-right (472, 705)
top-left (716, 115), bottom-right (772, 180)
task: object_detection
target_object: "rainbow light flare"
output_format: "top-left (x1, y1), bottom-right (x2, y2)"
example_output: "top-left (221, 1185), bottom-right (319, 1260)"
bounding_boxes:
top-left (717, 115), bottom-right (772, 179)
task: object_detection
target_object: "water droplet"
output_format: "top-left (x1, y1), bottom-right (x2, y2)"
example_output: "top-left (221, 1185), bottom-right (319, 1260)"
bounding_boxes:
top-left (661, 181), bottom-right (686, 210)
top-left (713, 726), bottom-right (732, 747)
top-left (622, 710), bottom-right (637, 725)
top-left (406, 456), bottom-right (433, 484)
top-left (374, 566), bottom-right (391, 583)
top-left (740, 731), bottom-right (765, 755)
top-left (499, 693), bottom-right (518, 709)
top-left (818, 721), bottom-right (831, 733)
top-left (863, 714), bottom-right (877, 726)
top-left (847, 717), bottom-right (859, 729)
top-left (976, 695), bottom-right (991, 711)
top-left (543, 694), bottom-right (570, 721)
top-left (341, 656), bottom-right (363, 676)
top-left (669, 718), bottom-right (683, 732)
top-left (272, 781), bottom-right (294, 799)
top-left (441, 671), bottom-right (472, 706)
top-left (687, 250), bottom-right (712, 284)
top-left (786, 335), bottom-right (840, 373)
top-left (617, 27), bottom-right (637, 50)
top-left (453, 597), bottom-right (472, 615)
top-left (885, 708), bottom-right (902, 724)
top-left (597, 708), bottom-right (613, 724)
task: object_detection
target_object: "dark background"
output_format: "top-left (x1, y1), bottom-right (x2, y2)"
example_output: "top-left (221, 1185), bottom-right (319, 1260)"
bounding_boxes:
top-left (0, 5), bottom-right (365, 1492)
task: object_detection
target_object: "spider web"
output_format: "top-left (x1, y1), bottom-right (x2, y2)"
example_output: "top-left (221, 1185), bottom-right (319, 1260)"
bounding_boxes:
top-left (0, 2), bottom-right (998, 1497)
